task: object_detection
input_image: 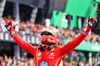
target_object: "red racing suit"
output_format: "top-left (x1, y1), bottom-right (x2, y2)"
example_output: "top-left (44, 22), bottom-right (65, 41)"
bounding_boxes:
top-left (8, 23), bottom-right (93, 66)
top-left (8, 29), bottom-right (89, 66)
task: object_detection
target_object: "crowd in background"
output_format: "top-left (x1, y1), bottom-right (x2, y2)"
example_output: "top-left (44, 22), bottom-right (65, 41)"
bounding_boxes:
top-left (0, 54), bottom-right (98, 66)
top-left (0, 16), bottom-right (100, 44)
top-left (0, 16), bottom-right (100, 66)
top-left (0, 53), bottom-right (99, 66)
top-left (0, 54), bottom-right (35, 66)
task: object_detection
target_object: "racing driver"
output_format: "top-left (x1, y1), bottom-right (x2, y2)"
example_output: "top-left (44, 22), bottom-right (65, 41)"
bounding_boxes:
top-left (5, 17), bottom-right (97, 66)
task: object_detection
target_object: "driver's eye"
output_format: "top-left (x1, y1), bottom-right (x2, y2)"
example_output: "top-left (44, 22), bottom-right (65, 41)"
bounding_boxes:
top-left (41, 32), bottom-right (52, 35)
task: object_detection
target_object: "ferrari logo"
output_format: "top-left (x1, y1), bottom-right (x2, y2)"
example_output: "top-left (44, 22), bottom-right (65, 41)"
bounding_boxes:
top-left (38, 52), bottom-right (42, 56)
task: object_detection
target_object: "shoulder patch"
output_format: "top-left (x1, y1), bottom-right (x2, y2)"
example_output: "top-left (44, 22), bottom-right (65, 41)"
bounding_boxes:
top-left (51, 48), bottom-right (55, 51)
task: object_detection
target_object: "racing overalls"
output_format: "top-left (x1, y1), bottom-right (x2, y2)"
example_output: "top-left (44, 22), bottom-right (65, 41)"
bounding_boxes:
top-left (8, 28), bottom-right (88, 66)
